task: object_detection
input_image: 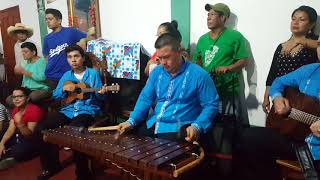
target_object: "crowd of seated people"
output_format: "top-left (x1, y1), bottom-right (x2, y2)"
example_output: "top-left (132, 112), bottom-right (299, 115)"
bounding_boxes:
top-left (0, 3), bottom-right (319, 180)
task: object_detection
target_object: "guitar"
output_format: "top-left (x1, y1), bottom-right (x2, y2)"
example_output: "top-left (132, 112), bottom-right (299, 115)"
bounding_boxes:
top-left (266, 88), bottom-right (320, 141)
top-left (63, 81), bottom-right (120, 104)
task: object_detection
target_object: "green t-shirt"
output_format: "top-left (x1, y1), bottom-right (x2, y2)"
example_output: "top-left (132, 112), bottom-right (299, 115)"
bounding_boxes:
top-left (22, 57), bottom-right (50, 91)
top-left (193, 28), bottom-right (249, 97)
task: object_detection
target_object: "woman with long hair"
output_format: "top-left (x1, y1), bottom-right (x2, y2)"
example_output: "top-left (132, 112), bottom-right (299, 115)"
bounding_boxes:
top-left (262, 5), bottom-right (319, 113)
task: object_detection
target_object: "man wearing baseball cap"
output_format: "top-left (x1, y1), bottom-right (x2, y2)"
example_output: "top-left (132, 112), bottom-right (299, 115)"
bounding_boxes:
top-left (193, 3), bottom-right (249, 118)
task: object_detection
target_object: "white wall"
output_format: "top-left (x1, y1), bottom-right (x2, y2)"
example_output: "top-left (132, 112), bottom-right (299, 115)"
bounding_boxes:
top-left (0, 0), bottom-right (19, 11)
top-left (99, 0), bottom-right (171, 54)
top-left (0, 0), bottom-right (42, 52)
top-left (191, 0), bottom-right (320, 126)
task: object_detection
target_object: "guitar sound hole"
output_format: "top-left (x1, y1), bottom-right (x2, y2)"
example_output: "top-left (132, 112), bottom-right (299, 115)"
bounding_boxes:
top-left (75, 88), bottom-right (82, 94)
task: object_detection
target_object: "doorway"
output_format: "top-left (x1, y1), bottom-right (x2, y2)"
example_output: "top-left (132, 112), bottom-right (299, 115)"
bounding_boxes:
top-left (0, 6), bottom-right (21, 102)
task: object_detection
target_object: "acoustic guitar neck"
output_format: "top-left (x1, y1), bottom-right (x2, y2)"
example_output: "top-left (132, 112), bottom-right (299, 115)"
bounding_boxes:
top-left (81, 86), bottom-right (119, 93)
top-left (266, 88), bottom-right (320, 141)
top-left (81, 88), bottom-right (100, 93)
top-left (289, 108), bottom-right (320, 125)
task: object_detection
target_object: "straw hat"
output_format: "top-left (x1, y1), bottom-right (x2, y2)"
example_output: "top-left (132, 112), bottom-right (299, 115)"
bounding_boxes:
top-left (87, 27), bottom-right (95, 36)
top-left (7, 23), bottom-right (33, 38)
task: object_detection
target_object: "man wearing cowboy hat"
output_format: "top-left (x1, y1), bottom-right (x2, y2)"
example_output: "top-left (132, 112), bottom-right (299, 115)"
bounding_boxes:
top-left (7, 23), bottom-right (42, 75)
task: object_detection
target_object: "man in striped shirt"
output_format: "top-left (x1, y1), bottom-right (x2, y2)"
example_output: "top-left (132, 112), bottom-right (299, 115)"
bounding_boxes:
top-left (0, 103), bottom-right (10, 138)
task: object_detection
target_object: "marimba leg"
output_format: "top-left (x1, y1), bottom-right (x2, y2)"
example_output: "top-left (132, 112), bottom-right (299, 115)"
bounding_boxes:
top-left (143, 171), bottom-right (152, 180)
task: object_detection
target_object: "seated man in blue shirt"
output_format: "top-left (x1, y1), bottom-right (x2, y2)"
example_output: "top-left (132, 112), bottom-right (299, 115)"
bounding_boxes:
top-left (35, 45), bottom-right (106, 180)
top-left (118, 33), bottom-right (219, 143)
top-left (234, 63), bottom-right (320, 180)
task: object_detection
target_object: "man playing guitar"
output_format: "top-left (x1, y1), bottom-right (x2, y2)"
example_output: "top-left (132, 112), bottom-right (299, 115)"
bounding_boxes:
top-left (35, 45), bottom-right (107, 180)
top-left (234, 63), bottom-right (320, 180)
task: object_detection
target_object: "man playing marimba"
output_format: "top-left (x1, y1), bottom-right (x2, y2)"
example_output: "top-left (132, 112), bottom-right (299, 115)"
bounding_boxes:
top-left (118, 33), bottom-right (219, 143)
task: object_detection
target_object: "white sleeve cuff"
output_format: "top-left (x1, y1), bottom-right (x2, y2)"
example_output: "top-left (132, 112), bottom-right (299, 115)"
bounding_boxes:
top-left (191, 123), bottom-right (202, 134)
top-left (126, 118), bottom-right (136, 127)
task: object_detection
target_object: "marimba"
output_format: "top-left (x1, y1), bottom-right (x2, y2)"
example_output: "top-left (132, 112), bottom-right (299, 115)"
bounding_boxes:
top-left (42, 126), bottom-right (204, 180)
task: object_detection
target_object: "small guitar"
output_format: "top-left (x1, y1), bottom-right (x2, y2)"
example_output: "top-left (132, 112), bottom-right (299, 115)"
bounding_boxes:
top-left (63, 81), bottom-right (120, 104)
top-left (266, 88), bottom-right (320, 141)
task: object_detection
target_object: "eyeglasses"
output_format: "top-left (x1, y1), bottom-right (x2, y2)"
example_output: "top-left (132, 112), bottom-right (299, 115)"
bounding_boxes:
top-left (12, 95), bottom-right (26, 99)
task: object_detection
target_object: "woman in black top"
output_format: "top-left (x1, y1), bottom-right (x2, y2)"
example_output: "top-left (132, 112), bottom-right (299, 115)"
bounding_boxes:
top-left (262, 5), bottom-right (319, 113)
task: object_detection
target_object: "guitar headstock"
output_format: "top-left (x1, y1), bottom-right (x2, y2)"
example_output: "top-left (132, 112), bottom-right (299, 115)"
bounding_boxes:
top-left (100, 56), bottom-right (108, 70)
top-left (106, 83), bottom-right (120, 94)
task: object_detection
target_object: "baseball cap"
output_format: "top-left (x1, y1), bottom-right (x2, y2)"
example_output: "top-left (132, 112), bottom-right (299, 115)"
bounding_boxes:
top-left (205, 3), bottom-right (230, 18)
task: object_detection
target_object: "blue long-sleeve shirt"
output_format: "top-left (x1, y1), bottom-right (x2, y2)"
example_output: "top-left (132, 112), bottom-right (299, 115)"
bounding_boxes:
top-left (269, 63), bottom-right (320, 160)
top-left (53, 68), bottom-right (105, 119)
top-left (269, 63), bottom-right (320, 100)
top-left (128, 60), bottom-right (219, 134)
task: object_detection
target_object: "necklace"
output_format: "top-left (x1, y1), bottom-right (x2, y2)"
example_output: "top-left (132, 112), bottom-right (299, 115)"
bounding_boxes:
top-left (209, 28), bottom-right (226, 49)
top-left (289, 44), bottom-right (303, 57)
top-left (281, 35), bottom-right (305, 58)
top-left (207, 28), bottom-right (226, 73)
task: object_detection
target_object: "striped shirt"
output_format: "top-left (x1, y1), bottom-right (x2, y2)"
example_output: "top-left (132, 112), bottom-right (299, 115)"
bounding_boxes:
top-left (0, 103), bottom-right (9, 122)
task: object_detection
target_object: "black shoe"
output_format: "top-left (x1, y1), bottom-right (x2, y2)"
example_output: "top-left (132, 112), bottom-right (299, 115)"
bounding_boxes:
top-left (37, 166), bottom-right (62, 180)
top-left (76, 173), bottom-right (94, 180)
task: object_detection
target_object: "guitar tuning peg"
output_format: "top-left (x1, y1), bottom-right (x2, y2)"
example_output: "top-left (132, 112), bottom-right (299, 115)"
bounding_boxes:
top-left (116, 83), bottom-right (120, 92)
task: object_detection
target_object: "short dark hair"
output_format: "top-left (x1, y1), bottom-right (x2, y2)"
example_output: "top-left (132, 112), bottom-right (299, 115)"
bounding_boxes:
top-left (154, 33), bottom-right (181, 51)
top-left (65, 45), bottom-right (85, 58)
top-left (13, 87), bottom-right (31, 96)
top-left (159, 20), bottom-right (182, 42)
top-left (45, 8), bottom-right (62, 20)
top-left (21, 42), bottom-right (38, 56)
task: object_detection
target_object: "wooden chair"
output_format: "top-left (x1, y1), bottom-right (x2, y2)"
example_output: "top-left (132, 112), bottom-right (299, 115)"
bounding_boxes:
top-left (276, 159), bottom-right (304, 180)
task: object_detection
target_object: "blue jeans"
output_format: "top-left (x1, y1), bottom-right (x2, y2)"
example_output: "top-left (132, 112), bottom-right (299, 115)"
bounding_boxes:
top-left (34, 112), bottom-right (94, 179)
top-left (1, 134), bottom-right (39, 162)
